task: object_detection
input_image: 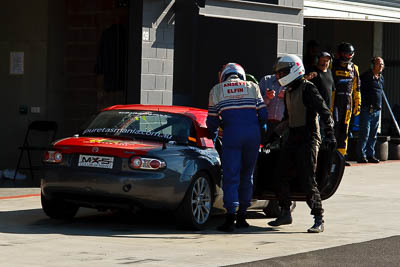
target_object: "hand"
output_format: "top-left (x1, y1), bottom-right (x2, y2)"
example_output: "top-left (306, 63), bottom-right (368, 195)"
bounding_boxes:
top-left (324, 129), bottom-right (337, 153)
top-left (265, 90), bottom-right (275, 100)
top-left (305, 72), bottom-right (317, 80)
top-left (277, 89), bottom-right (285, 99)
top-left (353, 105), bottom-right (361, 116)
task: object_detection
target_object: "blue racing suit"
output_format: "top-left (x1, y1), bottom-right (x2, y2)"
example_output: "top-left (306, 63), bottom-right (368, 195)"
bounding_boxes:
top-left (206, 76), bottom-right (267, 214)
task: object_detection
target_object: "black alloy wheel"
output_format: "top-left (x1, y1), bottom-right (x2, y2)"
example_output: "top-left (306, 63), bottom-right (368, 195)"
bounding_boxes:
top-left (176, 172), bottom-right (213, 230)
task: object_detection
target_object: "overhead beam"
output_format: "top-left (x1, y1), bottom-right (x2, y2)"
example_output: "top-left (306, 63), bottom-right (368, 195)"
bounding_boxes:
top-left (304, 0), bottom-right (400, 23)
top-left (199, 0), bottom-right (303, 26)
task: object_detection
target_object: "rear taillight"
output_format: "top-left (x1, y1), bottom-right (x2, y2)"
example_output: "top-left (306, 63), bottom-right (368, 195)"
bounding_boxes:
top-left (129, 156), bottom-right (166, 170)
top-left (43, 151), bottom-right (63, 163)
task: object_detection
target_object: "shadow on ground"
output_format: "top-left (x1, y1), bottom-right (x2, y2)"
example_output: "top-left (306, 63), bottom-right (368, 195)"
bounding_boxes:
top-left (0, 207), bottom-right (306, 238)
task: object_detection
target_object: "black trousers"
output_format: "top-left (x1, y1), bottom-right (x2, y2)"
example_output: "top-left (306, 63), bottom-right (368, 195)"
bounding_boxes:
top-left (275, 141), bottom-right (324, 216)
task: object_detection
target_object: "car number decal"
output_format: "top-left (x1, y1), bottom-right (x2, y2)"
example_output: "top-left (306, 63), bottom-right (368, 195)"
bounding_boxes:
top-left (78, 155), bottom-right (114, 169)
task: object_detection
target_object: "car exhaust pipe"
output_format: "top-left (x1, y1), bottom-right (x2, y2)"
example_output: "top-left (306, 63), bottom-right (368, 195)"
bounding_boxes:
top-left (122, 184), bottom-right (132, 192)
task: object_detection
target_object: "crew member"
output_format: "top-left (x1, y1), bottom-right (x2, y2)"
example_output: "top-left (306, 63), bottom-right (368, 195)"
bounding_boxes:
top-left (207, 63), bottom-right (267, 232)
top-left (331, 42), bottom-right (361, 162)
top-left (259, 59), bottom-right (286, 136)
top-left (306, 51), bottom-right (335, 110)
top-left (357, 57), bottom-right (385, 164)
top-left (267, 55), bottom-right (336, 233)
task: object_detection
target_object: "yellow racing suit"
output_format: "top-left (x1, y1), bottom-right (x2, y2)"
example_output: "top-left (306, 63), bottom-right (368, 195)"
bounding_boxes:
top-left (331, 60), bottom-right (361, 156)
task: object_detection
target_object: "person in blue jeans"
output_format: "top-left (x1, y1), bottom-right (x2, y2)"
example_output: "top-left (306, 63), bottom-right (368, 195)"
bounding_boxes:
top-left (357, 57), bottom-right (385, 163)
top-left (207, 63), bottom-right (267, 232)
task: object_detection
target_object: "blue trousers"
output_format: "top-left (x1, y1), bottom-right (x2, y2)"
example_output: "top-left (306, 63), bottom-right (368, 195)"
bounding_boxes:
top-left (357, 108), bottom-right (380, 159)
top-left (221, 125), bottom-right (260, 214)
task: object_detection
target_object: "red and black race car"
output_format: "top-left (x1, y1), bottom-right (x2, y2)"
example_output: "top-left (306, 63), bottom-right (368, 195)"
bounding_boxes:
top-left (41, 104), bottom-right (345, 229)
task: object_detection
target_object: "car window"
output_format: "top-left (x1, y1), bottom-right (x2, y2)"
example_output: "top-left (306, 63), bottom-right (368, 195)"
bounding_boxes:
top-left (81, 110), bottom-right (195, 143)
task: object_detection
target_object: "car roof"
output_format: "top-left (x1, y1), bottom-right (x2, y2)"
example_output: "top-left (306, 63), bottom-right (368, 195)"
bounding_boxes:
top-left (103, 104), bottom-right (209, 127)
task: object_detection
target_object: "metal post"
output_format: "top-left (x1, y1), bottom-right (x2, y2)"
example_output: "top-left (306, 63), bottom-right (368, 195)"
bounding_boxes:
top-left (382, 90), bottom-right (400, 136)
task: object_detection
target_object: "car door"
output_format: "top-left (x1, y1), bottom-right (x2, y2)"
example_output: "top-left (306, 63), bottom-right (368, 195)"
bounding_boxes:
top-left (253, 146), bottom-right (345, 201)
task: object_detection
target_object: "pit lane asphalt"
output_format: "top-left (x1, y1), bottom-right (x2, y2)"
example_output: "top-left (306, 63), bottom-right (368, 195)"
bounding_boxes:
top-left (0, 160), bottom-right (399, 267)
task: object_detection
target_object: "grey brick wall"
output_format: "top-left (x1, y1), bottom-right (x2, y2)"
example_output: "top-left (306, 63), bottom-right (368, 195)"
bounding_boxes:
top-left (279, 0), bottom-right (303, 8)
top-left (277, 0), bottom-right (304, 58)
top-left (277, 25), bottom-right (303, 58)
top-left (141, 0), bottom-right (174, 105)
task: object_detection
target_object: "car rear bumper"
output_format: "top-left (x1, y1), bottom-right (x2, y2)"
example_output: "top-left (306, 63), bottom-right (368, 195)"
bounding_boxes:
top-left (42, 166), bottom-right (188, 210)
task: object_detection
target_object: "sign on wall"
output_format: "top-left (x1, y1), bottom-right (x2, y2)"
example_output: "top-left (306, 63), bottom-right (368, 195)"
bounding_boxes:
top-left (9, 52), bottom-right (24, 75)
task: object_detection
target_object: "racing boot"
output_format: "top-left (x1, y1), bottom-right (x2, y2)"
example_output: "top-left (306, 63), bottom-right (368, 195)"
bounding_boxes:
top-left (236, 213), bottom-right (250, 228)
top-left (217, 213), bottom-right (236, 232)
top-left (268, 209), bottom-right (292, 226)
top-left (307, 215), bottom-right (324, 233)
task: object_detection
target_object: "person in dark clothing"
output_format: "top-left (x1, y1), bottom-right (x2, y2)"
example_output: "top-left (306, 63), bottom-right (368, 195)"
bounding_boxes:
top-left (357, 57), bottom-right (385, 163)
top-left (306, 52), bottom-right (335, 109)
top-left (304, 40), bottom-right (321, 72)
top-left (267, 54), bottom-right (336, 233)
top-left (331, 42), bottom-right (361, 164)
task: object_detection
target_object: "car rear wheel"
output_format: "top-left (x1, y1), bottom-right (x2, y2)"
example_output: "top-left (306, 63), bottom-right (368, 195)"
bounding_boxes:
top-left (176, 172), bottom-right (213, 230)
top-left (41, 193), bottom-right (79, 219)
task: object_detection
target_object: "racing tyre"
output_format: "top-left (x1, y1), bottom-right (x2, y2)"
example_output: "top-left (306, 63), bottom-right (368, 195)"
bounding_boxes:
top-left (263, 200), bottom-right (296, 218)
top-left (176, 172), bottom-right (213, 230)
top-left (41, 193), bottom-right (79, 219)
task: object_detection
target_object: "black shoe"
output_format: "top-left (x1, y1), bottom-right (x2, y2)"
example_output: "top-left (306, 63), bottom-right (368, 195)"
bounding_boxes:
top-left (236, 213), bottom-right (250, 228)
top-left (268, 209), bottom-right (292, 226)
top-left (307, 216), bottom-right (324, 233)
top-left (357, 158), bottom-right (368, 163)
top-left (367, 157), bottom-right (380, 163)
top-left (217, 213), bottom-right (236, 232)
top-left (345, 161), bottom-right (351, 166)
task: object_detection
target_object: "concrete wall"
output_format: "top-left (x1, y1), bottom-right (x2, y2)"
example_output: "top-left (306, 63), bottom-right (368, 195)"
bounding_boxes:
top-left (47, 1), bottom-right (66, 138)
top-left (141, 0), bottom-right (175, 105)
top-left (64, 1), bottom-right (129, 135)
top-left (0, 0), bottom-right (49, 170)
top-left (277, 0), bottom-right (304, 58)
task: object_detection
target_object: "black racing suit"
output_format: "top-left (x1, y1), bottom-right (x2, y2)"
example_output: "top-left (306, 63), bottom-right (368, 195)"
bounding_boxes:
top-left (331, 60), bottom-right (361, 156)
top-left (275, 78), bottom-right (334, 216)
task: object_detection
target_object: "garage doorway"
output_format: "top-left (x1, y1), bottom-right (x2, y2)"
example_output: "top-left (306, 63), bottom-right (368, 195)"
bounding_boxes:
top-left (194, 16), bottom-right (277, 108)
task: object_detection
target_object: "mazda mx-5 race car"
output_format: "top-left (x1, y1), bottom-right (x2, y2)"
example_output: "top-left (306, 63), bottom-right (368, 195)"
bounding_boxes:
top-left (41, 104), bottom-right (345, 229)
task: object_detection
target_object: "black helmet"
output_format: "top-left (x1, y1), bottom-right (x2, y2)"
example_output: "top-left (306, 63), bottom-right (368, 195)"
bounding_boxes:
top-left (337, 42), bottom-right (355, 62)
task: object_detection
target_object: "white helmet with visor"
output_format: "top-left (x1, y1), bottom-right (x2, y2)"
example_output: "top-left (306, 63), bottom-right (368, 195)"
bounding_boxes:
top-left (275, 54), bottom-right (305, 86)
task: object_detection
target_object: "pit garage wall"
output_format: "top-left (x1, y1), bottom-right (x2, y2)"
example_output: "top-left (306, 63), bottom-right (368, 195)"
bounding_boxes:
top-left (278, 0), bottom-right (304, 59)
top-left (140, 0), bottom-right (175, 105)
top-left (0, 0), bottom-right (49, 170)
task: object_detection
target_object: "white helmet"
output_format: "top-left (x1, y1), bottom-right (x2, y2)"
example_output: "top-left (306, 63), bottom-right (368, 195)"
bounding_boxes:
top-left (275, 54), bottom-right (305, 86)
top-left (219, 63), bottom-right (246, 82)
